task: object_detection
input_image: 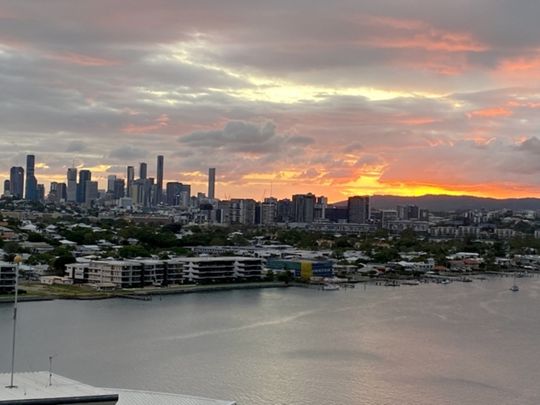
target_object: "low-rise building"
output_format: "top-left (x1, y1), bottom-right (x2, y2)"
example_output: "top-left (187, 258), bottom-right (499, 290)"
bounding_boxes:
top-left (266, 259), bottom-right (334, 278)
top-left (0, 261), bottom-right (16, 293)
top-left (87, 260), bottom-right (143, 288)
top-left (179, 257), bottom-right (264, 284)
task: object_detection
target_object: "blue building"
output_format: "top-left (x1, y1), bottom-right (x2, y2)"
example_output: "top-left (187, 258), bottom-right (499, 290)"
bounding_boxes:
top-left (266, 259), bottom-right (334, 278)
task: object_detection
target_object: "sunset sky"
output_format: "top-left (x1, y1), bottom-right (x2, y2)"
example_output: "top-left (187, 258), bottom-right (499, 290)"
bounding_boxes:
top-left (2, 0), bottom-right (540, 201)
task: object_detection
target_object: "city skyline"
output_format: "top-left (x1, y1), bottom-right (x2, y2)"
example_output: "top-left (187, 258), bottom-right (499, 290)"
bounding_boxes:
top-left (3, 2), bottom-right (540, 200)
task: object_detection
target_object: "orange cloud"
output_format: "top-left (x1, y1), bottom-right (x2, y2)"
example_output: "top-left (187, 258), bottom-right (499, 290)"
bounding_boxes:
top-left (397, 117), bottom-right (437, 125)
top-left (364, 16), bottom-right (488, 53)
top-left (498, 55), bottom-right (540, 72)
top-left (50, 52), bottom-right (119, 66)
top-left (467, 107), bottom-right (513, 118)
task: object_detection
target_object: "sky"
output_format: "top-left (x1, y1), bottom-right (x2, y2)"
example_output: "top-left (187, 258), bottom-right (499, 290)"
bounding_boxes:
top-left (2, 0), bottom-right (540, 202)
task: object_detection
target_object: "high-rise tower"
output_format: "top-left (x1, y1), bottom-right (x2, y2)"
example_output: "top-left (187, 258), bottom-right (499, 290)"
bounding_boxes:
top-left (9, 167), bottom-right (24, 199)
top-left (347, 196), bottom-right (370, 224)
top-left (25, 154), bottom-right (38, 201)
top-left (77, 170), bottom-right (91, 203)
top-left (126, 166), bottom-right (135, 198)
top-left (139, 162), bottom-right (147, 180)
top-left (66, 167), bottom-right (78, 202)
top-left (208, 168), bottom-right (216, 199)
top-left (155, 155), bottom-right (164, 205)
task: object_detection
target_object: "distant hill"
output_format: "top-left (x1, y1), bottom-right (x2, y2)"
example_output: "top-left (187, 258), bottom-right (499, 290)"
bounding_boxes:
top-left (333, 195), bottom-right (540, 211)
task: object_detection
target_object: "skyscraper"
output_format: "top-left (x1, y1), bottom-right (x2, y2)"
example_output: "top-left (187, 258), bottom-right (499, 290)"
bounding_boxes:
top-left (155, 155), bottom-right (164, 205)
top-left (84, 181), bottom-right (99, 206)
top-left (208, 168), bottom-right (216, 199)
top-left (107, 175), bottom-right (117, 193)
top-left (77, 169), bottom-right (91, 203)
top-left (126, 166), bottom-right (135, 198)
top-left (292, 193), bottom-right (316, 223)
top-left (66, 167), bottom-right (78, 202)
top-left (347, 196), bottom-right (370, 224)
top-left (9, 166), bottom-right (24, 199)
top-left (139, 162), bottom-right (147, 180)
top-left (25, 154), bottom-right (38, 201)
top-left (3, 180), bottom-right (10, 196)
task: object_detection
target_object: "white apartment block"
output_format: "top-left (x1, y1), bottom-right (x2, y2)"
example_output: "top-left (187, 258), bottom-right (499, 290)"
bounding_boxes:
top-left (0, 261), bottom-right (16, 294)
top-left (178, 257), bottom-right (264, 284)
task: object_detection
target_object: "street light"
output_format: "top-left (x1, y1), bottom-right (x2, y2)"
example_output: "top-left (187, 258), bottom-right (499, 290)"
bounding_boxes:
top-left (6, 255), bottom-right (22, 389)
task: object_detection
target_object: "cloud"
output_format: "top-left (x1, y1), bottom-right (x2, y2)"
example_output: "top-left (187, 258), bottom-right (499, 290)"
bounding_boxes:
top-left (3, 1), bottom-right (540, 199)
top-left (65, 140), bottom-right (88, 153)
top-left (109, 145), bottom-right (148, 160)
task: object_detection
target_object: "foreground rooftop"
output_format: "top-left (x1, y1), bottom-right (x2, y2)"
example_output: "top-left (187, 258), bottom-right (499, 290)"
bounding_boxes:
top-left (0, 372), bottom-right (235, 405)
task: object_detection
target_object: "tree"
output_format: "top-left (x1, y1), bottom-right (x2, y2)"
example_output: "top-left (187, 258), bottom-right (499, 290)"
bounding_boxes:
top-left (51, 255), bottom-right (76, 276)
top-left (118, 245), bottom-right (151, 258)
top-left (277, 270), bottom-right (293, 284)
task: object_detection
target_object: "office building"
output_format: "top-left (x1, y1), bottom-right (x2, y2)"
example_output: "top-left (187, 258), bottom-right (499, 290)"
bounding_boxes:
top-left (155, 155), bottom-right (164, 205)
top-left (208, 168), bottom-right (216, 199)
top-left (139, 162), bottom-right (147, 180)
top-left (77, 170), bottom-right (91, 203)
top-left (84, 181), bottom-right (98, 206)
top-left (25, 154), bottom-right (38, 201)
top-left (276, 198), bottom-right (293, 222)
top-left (3, 180), bottom-right (10, 196)
top-left (315, 196), bottom-right (327, 220)
top-left (48, 182), bottom-right (66, 203)
top-left (36, 184), bottom-right (45, 202)
top-left (113, 178), bottom-right (125, 199)
top-left (165, 182), bottom-right (191, 207)
top-left (292, 193), bottom-right (316, 223)
top-left (397, 205), bottom-right (420, 220)
top-left (107, 175), bottom-right (117, 193)
top-left (229, 199), bottom-right (257, 225)
top-left (260, 197), bottom-right (277, 225)
top-left (9, 166), bottom-right (24, 199)
top-left (348, 196), bottom-right (370, 224)
top-left (66, 167), bottom-right (77, 202)
top-left (126, 166), bottom-right (135, 197)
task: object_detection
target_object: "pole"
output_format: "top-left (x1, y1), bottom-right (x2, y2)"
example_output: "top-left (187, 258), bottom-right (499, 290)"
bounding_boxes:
top-left (48, 355), bottom-right (55, 386)
top-left (7, 257), bottom-right (21, 389)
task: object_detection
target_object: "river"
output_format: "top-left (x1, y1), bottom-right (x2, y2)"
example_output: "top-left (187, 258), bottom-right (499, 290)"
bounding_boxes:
top-left (1, 276), bottom-right (539, 404)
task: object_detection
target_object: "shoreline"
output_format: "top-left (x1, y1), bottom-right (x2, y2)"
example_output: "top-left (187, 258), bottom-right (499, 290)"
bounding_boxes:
top-left (0, 270), bottom-right (534, 304)
top-left (0, 282), bottom-right (291, 304)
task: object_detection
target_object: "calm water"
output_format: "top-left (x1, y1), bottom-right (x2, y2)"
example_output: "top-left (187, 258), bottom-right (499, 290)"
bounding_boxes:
top-left (1, 277), bottom-right (539, 405)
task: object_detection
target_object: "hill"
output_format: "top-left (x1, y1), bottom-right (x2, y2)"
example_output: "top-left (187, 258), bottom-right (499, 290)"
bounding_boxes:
top-left (333, 195), bottom-right (540, 211)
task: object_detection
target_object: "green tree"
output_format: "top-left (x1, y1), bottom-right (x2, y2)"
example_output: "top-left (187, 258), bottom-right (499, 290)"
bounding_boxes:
top-left (118, 245), bottom-right (151, 258)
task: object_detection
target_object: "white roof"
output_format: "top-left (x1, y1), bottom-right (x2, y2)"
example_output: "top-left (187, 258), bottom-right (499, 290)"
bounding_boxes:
top-left (0, 372), bottom-right (115, 402)
top-left (0, 372), bottom-right (236, 405)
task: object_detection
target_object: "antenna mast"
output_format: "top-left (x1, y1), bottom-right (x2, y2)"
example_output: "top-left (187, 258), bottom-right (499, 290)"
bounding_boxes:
top-left (7, 256), bottom-right (22, 389)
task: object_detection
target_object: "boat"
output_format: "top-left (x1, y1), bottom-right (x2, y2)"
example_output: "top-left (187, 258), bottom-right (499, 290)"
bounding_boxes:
top-left (510, 275), bottom-right (519, 292)
top-left (461, 277), bottom-right (473, 283)
top-left (402, 280), bottom-right (420, 286)
top-left (384, 280), bottom-right (400, 287)
top-left (322, 284), bottom-right (340, 291)
top-left (441, 279), bottom-right (450, 285)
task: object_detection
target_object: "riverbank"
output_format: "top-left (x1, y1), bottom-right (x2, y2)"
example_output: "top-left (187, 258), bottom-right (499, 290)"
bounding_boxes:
top-left (0, 281), bottom-right (291, 304)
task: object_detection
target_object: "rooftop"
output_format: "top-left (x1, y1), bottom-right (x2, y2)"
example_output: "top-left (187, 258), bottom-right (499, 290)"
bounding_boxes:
top-left (0, 372), bottom-right (236, 405)
top-left (0, 372), bottom-right (117, 404)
